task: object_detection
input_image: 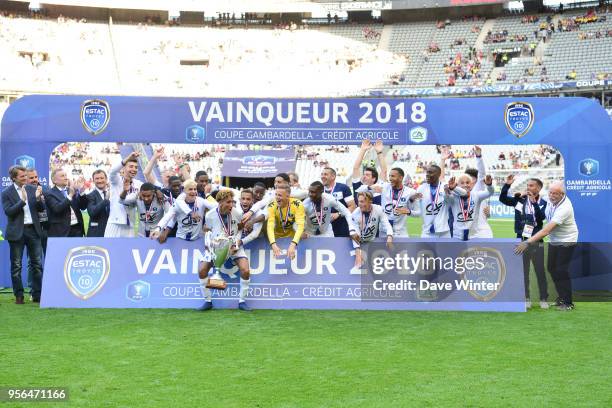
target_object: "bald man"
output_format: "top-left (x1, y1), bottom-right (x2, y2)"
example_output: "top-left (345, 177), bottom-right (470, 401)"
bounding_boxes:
top-left (515, 181), bottom-right (578, 311)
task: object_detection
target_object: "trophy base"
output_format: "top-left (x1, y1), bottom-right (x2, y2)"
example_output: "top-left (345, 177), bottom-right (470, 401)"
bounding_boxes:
top-left (206, 278), bottom-right (227, 290)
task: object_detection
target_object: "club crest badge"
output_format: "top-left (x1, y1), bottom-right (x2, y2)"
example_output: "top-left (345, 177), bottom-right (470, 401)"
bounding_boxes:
top-left (64, 246), bottom-right (110, 300)
top-left (504, 102), bottom-right (534, 138)
top-left (185, 125), bottom-right (205, 143)
top-left (81, 99), bottom-right (110, 135)
top-left (459, 247), bottom-right (505, 301)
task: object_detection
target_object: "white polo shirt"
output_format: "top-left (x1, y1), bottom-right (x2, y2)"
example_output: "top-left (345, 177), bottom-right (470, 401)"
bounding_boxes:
top-left (545, 196), bottom-right (578, 244)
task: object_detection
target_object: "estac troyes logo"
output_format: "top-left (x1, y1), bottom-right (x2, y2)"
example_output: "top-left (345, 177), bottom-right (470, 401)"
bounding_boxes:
top-left (81, 99), bottom-right (110, 135)
top-left (504, 101), bottom-right (535, 138)
top-left (460, 247), bottom-right (505, 302)
top-left (64, 246), bottom-right (110, 300)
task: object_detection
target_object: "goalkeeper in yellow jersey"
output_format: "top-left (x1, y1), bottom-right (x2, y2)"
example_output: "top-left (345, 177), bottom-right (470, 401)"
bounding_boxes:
top-left (267, 184), bottom-right (305, 260)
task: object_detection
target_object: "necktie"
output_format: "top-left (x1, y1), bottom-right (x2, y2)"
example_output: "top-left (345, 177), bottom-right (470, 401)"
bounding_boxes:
top-left (62, 189), bottom-right (68, 198)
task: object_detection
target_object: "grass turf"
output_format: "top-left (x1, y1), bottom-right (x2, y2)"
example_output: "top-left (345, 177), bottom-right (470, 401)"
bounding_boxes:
top-left (1, 297), bottom-right (610, 407)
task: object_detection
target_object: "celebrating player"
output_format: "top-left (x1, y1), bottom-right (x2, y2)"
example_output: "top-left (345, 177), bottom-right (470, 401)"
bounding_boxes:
top-left (105, 151), bottom-right (142, 237)
top-left (267, 184), bottom-right (305, 260)
top-left (416, 164), bottom-right (464, 238)
top-left (351, 191), bottom-right (393, 269)
top-left (122, 182), bottom-right (169, 237)
top-left (446, 174), bottom-right (494, 241)
top-left (302, 181), bottom-right (359, 240)
top-left (198, 190), bottom-right (252, 312)
top-left (351, 139), bottom-right (387, 205)
top-left (151, 179), bottom-right (217, 242)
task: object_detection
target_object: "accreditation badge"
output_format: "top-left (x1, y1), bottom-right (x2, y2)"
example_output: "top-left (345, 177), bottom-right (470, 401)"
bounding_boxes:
top-left (522, 224), bottom-right (534, 238)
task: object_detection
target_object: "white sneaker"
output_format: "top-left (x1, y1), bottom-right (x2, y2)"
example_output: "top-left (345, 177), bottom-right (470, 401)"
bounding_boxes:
top-left (526, 300), bottom-right (532, 309)
top-left (540, 301), bottom-right (549, 309)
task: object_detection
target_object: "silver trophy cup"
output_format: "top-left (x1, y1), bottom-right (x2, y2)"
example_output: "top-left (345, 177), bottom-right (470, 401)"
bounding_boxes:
top-left (205, 232), bottom-right (233, 290)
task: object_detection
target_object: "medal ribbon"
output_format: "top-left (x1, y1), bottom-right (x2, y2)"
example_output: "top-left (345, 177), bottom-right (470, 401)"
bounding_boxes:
top-left (361, 211), bottom-right (373, 235)
top-left (546, 196), bottom-right (565, 222)
top-left (217, 208), bottom-right (232, 236)
top-left (391, 185), bottom-right (405, 214)
top-left (459, 192), bottom-right (472, 222)
top-left (430, 182), bottom-right (441, 207)
top-left (314, 200), bottom-right (324, 227)
top-left (278, 204), bottom-right (291, 232)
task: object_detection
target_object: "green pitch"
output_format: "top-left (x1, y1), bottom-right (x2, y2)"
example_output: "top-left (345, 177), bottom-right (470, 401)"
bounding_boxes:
top-left (1, 297), bottom-right (610, 407)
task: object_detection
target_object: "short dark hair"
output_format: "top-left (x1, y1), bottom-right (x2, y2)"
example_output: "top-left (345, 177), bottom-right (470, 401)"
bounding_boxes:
top-left (168, 176), bottom-right (181, 184)
top-left (124, 156), bottom-right (138, 165)
top-left (241, 189), bottom-right (254, 197)
top-left (529, 178), bottom-right (543, 188)
top-left (363, 167), bottom-right (379, 183)
top-left (195, 170), bottom-right (208, 179)
top-left (323, 167), bottom-right (336, 177)
top-left (391, 167), bottom-right (405, 178)
top-left (254, 181), bottom-right (267, 190)
top-left (310, 181), bottom-right (324, 190)
top-left (275, 173), bottom-right (290, 183)
top-left (92, 169), bottom-right (107, 179)
top-left (465, 168), bottom-right (478, 179)
top-left (9, 165), bottom-right (26, 181)
top-left (141, 182), bottom-right (156, 192)
top-left (429, 164), bottom-right (442, 174)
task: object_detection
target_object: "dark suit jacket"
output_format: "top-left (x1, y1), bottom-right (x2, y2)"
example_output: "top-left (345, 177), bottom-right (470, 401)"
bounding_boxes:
top-left (86, 189), bottom-right (110, 237)
top-left (1, 184), bottom-right (44, 241)
top-left (44, 186), bottom-right (85, 237)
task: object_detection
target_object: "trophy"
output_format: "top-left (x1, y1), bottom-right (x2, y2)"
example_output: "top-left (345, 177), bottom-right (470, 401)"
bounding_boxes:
top-left (205, 232), bottom-right (233, 290)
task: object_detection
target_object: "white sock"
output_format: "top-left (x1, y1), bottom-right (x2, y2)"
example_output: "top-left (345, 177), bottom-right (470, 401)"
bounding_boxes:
top-left (199, 278), bottom-right (212, 302)
top-left (239, 278), bottom-right (250, 303)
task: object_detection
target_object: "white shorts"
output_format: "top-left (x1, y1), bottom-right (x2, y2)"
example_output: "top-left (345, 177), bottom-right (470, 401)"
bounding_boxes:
top-left (420, 231), bottom-right (451, 239)
top-left (306, 228), bottom-right (334, 238)
top-left (104, 223), bottom-right (136, 238)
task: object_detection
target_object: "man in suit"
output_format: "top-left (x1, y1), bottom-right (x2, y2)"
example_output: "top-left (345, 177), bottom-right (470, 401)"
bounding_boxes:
top-left (86, 169), bottom-right (111, 237)
top-left (44, 168), bottom-right (85, 237)
top-left (26, 168), bottom-right (49, 254)
top-left (1, 165), bottom-right (45, 304)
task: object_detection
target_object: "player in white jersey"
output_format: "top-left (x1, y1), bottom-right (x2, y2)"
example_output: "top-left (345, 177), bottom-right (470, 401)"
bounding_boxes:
top-left (151, 180), bottom-right (217, 242)
top-left (416, 164), bottom-right (466, 238)
top-left (237, 188), bottom-right (265, 247)
top-left (121, 182), bottom-right (169, 238)
top-left (447, 174), bottom-right (494, 241)
top-left (351, 191), bottom-right (393, 269)
top-left (104, 151), bottom-right (143, 237)
top-left (301, 181), bottom-right (360, 240)
top-left (197, 190), bottom-right (252, 312)
top-left (376, 167), bottom-right (421, 238)
top-left (464, 146), bottom-right (494, 238)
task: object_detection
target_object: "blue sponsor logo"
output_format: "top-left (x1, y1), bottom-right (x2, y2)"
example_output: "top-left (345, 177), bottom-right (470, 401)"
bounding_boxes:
top-left (126, 280), bottom-right (150, 302)
top-left (242, 155), bottom-right (276, 166)
top-left (64, 246), bottom-right (110, 300)
top-left (81, 99), bottom-right (110, 135)
top-left (14, 155), bottom-right (35, 168)
top-left (579, 158), bottom-right (599, 177)
top-left (186, 125), bottom-right (205, 143)
top-left (504, 102), bottom-right (534, 138)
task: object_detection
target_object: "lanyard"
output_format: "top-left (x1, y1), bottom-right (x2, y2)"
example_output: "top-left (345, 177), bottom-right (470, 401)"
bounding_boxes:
top-left (325, 182), bottom-right (336, 195)
top-left (278, 204), bottom-right (291, 231)
top-left (547, 196), bottom-right (565, 222)
top-left (459, 193), bottom-right (472, 221)
top-left (525, 198), bottom-right (537, 224)
top-left (313, 200), bottom-right (324, 226)
top-left (217, 208), bottom-right (232, 236)
top-left (390, 185), bottom-right (405, 213)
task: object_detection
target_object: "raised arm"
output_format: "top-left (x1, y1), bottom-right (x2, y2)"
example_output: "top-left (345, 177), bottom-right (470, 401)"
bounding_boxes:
top-left (143, 146), bottom-right (164, 185)
top-left (499, 174), bottom-right (519, 207)
top-left (374, 140), bottom-right (388, 182)
top-left (352, 139), bottom-right (371, 179)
